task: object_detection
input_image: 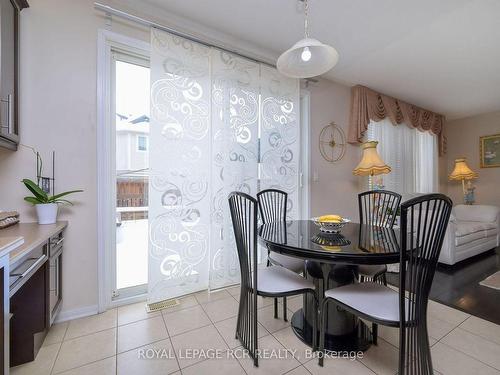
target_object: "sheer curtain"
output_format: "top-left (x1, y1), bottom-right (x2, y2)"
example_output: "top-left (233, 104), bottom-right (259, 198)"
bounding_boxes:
top-left (367, 118), bottom-right (437, 196)
top-left (209, 50), bottom-right (260, 290)
top-left (148, 28), bottom-right (300, 304)
top-left (259, 66), bottom-right (300, 219)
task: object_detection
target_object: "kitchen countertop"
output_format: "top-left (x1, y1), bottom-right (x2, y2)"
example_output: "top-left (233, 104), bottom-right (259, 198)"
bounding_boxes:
top-left (0, 221), bottom-right (68, 264)
top-left (0, 236), bottom-right (24, 258)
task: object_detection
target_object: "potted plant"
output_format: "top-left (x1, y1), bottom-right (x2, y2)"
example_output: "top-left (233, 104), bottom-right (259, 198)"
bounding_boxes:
top-left (22, 179), bottom-right (83, 225)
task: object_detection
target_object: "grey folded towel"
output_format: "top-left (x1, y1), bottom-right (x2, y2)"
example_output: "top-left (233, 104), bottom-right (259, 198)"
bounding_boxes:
top-left (0, 211), bottom-right (19, 229)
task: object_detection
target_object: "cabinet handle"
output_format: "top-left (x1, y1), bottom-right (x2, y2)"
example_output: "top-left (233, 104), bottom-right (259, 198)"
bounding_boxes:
top-left (8, 94), bottom-right (13, 135)
top-left (15, 255), bottom-right (47, 280)
top-left (0, 98), bottom-right (7, 130)
top-left (51, 237), bottom-right (64, 247)
top-left (0, 95), bottom-right (13, 132)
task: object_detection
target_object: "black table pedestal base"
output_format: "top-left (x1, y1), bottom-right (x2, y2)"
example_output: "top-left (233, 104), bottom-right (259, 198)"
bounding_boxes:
top-left (291, 309), bottom-right (372, 353)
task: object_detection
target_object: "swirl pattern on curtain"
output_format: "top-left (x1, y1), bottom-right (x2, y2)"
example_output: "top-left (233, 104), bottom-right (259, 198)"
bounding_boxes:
top-left (149, 29), bottom-right (212, 303)
top-left (149, 28), bottom-right (300, 303)
top-left (209, 50), bottom-right (260, 289)
top-left (260, 66), bottom-right (300, 219)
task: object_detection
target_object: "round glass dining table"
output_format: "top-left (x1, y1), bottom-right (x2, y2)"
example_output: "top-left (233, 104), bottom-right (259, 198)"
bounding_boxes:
top-left (258, 220), bottom-right (401, 353)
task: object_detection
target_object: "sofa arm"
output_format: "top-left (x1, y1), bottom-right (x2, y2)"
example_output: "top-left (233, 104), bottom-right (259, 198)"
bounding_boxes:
top-left (496, 212), bottom-right (500, 247)
top-left (438, 220), bottom-right (457, 265)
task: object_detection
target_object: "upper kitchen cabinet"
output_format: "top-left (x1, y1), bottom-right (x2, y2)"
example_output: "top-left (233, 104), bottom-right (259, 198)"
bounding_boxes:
top-left (0, 0), bottom-right (28, 151)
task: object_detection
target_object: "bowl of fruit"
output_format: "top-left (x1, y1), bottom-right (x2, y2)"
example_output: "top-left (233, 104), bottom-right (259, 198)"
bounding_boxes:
top-left (311, 214), bottom-right (351, 233)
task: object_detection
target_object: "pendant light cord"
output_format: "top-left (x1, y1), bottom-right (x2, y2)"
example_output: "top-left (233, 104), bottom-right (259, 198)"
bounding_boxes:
top-left (304, 0), bottom-right (309, 38)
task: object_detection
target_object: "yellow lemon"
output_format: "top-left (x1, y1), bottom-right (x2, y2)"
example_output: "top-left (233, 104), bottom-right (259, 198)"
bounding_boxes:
top-left (321, 245), bottom-right (341, 252)
top-left (318, 214), bottom-right (343, 223)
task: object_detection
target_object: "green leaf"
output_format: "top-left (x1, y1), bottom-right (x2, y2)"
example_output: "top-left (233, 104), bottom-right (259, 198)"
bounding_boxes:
top-left (51, 199), bottom-right (73, 205)
top-left (24, 196), bottom-right (42, 205)
top-left (21, 179), bottom-right (48, 202)
top-left (50, 190), bottom-right (83, 201)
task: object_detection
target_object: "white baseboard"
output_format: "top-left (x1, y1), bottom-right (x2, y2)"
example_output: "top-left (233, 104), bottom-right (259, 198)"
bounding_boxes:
top-left (55, 304), bottom-right (99, 324)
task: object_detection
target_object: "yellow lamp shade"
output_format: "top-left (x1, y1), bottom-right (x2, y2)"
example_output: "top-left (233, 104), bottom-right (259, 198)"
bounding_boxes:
top-left (353, 141), bottom-right (391, 176)
top-left (449, 158), bottom-right (477, 181)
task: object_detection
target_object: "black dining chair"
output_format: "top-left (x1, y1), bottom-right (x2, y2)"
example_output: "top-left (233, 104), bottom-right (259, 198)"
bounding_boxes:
top-left (229, 192), bottom-right (317, 366)
top-left (318, 194), bottom-right (453, 374)
top-left (357, 190), bottom-right (401, 343)
top-left (257, 189), bottom-right (305, 322)
top-left (357, 190), bottom-right (402, 285)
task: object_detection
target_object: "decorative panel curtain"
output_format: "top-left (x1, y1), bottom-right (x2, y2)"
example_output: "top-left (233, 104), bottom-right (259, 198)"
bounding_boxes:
top-left (149, 29), bottom-right (212, 303)
top-left (149, 28), bottom-right (300, 304)
top-left (260, 66), bottom-right (300, 219)
top-left (209, 51), bottom-right (260, 290)
top-left (367, 118), bottom-right (438, 196)
top-left (348, 85), bottom-right (447, 156)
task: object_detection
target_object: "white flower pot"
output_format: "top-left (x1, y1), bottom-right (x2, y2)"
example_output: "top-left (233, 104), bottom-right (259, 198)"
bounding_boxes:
top-left (35, 203), bottom-right (58, 225)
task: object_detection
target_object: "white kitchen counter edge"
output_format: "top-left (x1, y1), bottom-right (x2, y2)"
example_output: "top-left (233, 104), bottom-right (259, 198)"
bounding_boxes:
top-left (0, 221), bottom-right (68, 265)
top-left (0, 237), bottom-right (24, 259)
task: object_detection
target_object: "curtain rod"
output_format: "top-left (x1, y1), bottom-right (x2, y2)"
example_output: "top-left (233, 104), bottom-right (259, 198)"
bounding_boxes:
top-left (94, 2), bottom-right (276, 68)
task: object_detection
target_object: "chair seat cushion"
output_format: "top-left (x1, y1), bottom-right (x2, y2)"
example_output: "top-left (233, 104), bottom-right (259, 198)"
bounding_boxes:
top-left (324, 282), bottom-right (409, 324)
top-left (269, 253), bottom-right (304, 273)
top-left (357, 264), bottom-right (387, 278)
top-left (257, 266), bottom-right (314, 295)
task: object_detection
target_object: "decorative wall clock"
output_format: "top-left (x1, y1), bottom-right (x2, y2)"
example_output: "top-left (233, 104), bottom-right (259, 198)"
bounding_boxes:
top-left (319, 122), bottom-right (346, 163)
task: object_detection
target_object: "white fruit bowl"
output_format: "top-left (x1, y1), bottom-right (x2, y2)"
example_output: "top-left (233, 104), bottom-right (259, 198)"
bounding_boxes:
top-left (311, 217), bottom-right (351, 233)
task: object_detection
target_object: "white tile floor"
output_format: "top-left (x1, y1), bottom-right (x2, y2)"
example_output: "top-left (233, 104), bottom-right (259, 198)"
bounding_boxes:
top-left (10, 286), bottom-right (500, 375)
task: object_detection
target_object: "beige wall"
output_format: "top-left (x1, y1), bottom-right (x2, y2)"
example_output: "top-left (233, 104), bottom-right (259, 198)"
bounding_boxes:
top-left (445, 111), bottom-right (500, 207)
top-left (308, 81), bottom-right (361, 221)
top-left (0, 0), bottom-right (149, 318)
top-left (0, 0), bottom-right (360, 318)
top-left (0, 0), bottom-right (469, 319)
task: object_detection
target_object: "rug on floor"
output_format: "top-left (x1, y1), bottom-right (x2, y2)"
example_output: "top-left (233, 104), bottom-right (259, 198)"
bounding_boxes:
top-left (480, 270), bottom-right (500, 290)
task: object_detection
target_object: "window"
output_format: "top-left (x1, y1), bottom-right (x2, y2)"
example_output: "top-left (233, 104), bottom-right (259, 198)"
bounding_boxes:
top-left (137, 135), bottom-right (148, 151)
top-left (113, 51), bottom-right (150, 298)
top-left (367, 118), bottom-right (437, 196)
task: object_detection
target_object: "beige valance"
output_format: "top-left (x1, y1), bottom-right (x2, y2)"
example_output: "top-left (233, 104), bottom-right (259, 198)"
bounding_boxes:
top-left (348, 85), bottom-right (447, 155)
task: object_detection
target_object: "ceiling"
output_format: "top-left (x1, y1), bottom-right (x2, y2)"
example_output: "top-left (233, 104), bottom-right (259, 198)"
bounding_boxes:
top-left (137, 0), bottom-right (500, 120)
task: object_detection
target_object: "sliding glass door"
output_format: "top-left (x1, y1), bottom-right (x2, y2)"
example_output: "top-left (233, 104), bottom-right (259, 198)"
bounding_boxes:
top-left (148, 29), bottom-right (302, 305)
top-left (111, 50), bottom-right (150, 300)
top-left (103, 35), bottom-right (310, 305)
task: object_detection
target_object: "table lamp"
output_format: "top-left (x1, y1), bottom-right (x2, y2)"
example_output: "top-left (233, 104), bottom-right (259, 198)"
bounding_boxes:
top-left (449, 158), bottom-right (478, 204)
top-left (353, 141), bottom-right (391, 189)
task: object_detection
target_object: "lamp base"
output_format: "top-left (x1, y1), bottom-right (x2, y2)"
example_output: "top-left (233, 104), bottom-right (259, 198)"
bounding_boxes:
top-left (463, 180), bottom-right (476, 205)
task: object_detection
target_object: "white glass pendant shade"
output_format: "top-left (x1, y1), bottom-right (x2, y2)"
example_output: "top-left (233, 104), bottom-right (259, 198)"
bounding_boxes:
top-left (277, 37), bottom-right (339, 78)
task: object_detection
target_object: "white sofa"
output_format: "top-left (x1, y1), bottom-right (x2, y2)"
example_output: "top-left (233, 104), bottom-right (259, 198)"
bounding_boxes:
top-left (438, 204), bottom-right (500, 265)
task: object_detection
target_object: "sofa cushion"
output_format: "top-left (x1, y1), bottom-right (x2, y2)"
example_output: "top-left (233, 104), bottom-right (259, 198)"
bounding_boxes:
top-left (455, 221), bottom-right (498, 246)
top-left (455, 221), bottom-right (498, 237)
top-left (453, 205), bottom-right (500, 223)
top-left (485, 228), bottom-right (499, 238)
top-left (456, 231), bottom-right (488, 246)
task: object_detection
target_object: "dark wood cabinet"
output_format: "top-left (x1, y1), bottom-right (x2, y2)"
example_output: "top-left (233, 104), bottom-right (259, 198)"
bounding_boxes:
top-left (0, 0), bottom-right (28, 151)
top-left (0, 221), bottom-right (65, 373)
top-left (9, 242), bottom-right (48, 368)
top-left (0, 254), bottom-right (9, 374)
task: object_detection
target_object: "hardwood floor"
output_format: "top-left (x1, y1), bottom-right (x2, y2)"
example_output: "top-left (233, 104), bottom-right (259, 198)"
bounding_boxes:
top-left (388, 246), bottom-right (500, 325)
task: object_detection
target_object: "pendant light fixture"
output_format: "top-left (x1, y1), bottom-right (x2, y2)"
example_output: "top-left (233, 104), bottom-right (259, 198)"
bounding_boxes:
top-left (277, 0), bottom-right (339, 78)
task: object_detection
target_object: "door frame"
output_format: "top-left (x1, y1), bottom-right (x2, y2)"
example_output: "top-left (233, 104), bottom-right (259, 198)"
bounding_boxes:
top-left (300, 90), bottom-right (311, 220)
top-left (97, 30), bottom-right (150, 312)
top-left (97, 32), bottom-right (312, 311)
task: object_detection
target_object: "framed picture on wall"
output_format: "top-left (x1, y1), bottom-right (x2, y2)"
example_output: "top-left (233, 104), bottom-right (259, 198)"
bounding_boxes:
top-left (480, 133), bottom-right (500, 168)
